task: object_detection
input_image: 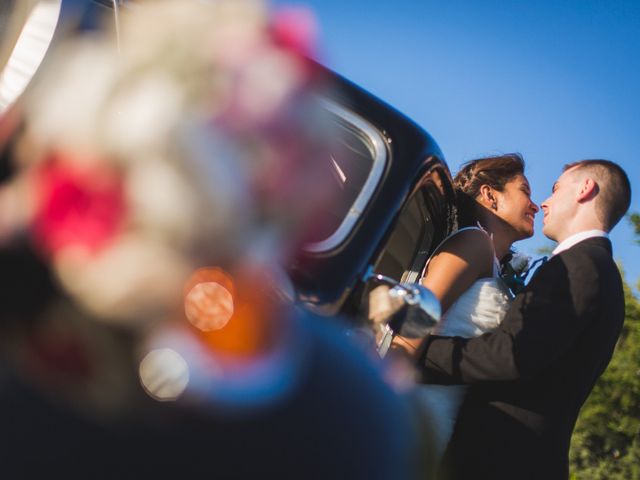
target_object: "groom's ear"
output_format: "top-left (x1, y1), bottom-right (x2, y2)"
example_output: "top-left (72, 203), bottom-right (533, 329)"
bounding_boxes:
top-left (576, 177), bottom-right (599, 203)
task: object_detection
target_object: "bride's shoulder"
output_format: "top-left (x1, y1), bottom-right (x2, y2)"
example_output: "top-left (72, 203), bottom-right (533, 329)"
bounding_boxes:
top-left (421, 227), bottom-right (497, 310)
top-left (439, 227), bottom-right (493, 255)
top-left (430, 228), bottom-right (494, 272)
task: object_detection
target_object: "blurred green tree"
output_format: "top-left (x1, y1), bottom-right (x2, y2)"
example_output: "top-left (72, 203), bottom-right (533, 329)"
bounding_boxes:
top-left (630, 213), bottom-right (640, 246)
top-left (570, 214), bottom-right (640, 479)
top-left (536, 244), bottom-right (555, 256)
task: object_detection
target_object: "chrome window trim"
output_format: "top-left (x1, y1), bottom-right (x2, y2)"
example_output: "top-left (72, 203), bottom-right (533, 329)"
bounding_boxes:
top-left (304, 98), bottom-right (388, 253)
top-left (0, 0), bottom-right (62, 114)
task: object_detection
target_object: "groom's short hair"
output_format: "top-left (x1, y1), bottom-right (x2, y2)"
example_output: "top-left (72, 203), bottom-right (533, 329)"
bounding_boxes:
top-left (564, 159), bottom-right (631, 231)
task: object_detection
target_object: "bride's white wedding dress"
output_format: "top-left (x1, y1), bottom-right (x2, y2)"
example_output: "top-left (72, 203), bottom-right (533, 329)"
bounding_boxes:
top-left (416, 226), bottom-right (513, 461)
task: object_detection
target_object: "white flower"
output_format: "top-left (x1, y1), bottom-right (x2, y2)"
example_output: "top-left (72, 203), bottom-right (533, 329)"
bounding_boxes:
top-left (509, 253), bottom-right (531, 275)
top-left (53, 234), bottom-right (191, 322)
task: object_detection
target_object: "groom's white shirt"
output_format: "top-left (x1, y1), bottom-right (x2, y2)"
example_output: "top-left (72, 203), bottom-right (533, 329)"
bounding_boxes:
top-left (552, 230), bottom-right (609, 256)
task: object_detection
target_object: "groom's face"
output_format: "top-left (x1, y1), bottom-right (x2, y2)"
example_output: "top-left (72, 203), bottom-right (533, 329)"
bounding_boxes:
top-left (541, 167), bottom-right (581, 242)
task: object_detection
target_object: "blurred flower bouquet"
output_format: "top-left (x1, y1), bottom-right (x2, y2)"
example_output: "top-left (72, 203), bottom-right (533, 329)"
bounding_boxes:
top-left (0, 0), bottom-right (337, 405)
top-left (3, 0), bottom-right (331, 323)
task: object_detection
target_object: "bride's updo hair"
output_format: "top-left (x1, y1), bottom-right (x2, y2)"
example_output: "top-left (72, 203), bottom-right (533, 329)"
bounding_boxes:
top-left (454, 153), bottom-right (525, 227)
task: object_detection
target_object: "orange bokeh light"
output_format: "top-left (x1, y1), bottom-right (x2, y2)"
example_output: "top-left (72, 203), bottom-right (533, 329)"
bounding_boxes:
top-left (183, 266), bottom-right (280, 358)
top-left (185, 280), bottom-right (235, 332)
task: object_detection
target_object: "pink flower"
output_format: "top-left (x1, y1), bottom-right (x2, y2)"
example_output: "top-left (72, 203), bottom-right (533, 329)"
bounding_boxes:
top-left (31, 152), bottom-right (126, 257)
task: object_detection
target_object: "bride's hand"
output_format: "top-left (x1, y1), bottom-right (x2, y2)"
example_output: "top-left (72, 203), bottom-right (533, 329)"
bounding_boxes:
top-left (382, 335), bottom-right (423, 391)
top-left (390, 335), bottom-right (422, 359)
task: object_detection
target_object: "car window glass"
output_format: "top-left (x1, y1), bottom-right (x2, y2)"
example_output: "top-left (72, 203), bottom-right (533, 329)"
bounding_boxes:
top-left (304, 100), bottom-right (387, 252)
top-left (373, 165), bottom-right (452, 284)
top-left (374, 187), bottom-right (434, 283)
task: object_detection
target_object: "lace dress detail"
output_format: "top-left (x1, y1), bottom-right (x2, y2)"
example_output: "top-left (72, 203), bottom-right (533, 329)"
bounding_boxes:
top-left (415, 226), bottom-right (513, 461)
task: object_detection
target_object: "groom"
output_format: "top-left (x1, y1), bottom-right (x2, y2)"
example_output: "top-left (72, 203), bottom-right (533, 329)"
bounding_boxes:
top-left (415, 159), bottom-right (631, 479)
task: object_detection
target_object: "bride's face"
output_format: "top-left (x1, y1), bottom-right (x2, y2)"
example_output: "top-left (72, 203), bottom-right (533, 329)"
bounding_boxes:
top-left (494, 174), bottom-right (539, 240)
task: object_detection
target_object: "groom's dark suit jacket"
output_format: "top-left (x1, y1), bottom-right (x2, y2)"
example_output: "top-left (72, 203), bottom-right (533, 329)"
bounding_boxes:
top-left (418, 237), bottom-right (625, 479)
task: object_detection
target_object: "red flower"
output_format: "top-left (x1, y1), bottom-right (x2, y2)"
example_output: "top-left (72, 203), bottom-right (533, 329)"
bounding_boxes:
top-left (31, 152), bottom-right (126, 257)
top-left (271, 7), bottom-right (318, 58)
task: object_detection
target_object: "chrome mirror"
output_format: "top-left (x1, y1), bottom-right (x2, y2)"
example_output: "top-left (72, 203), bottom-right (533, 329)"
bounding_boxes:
top-left (362, 266), bottom-right (441, 357)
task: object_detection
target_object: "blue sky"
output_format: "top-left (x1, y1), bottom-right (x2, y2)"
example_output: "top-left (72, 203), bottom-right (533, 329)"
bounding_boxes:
top-left (274, 0), bottom-right (640, 285)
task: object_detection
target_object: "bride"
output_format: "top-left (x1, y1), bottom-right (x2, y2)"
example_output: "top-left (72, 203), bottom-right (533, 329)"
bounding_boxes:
top-left (392, 153), bottom-right (539, 462)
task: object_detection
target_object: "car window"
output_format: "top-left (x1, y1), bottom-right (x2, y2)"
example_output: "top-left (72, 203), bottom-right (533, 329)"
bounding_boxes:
top-left (304, 99), bottom-right (387, 252)
top-left (373, 165), bottom-right (451, 284)
top-left (373, 187), bottom-right (434, 283)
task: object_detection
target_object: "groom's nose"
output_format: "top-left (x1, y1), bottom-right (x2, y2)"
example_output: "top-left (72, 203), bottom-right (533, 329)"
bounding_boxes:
top-left (540, 200), bottom-right (549, 213)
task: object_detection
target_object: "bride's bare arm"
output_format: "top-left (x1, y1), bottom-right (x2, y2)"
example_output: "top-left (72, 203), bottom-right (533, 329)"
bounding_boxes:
top-left (390, 229), bottom-right (494, 355)
top-left (421, 229), bottom-right (494, 313)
